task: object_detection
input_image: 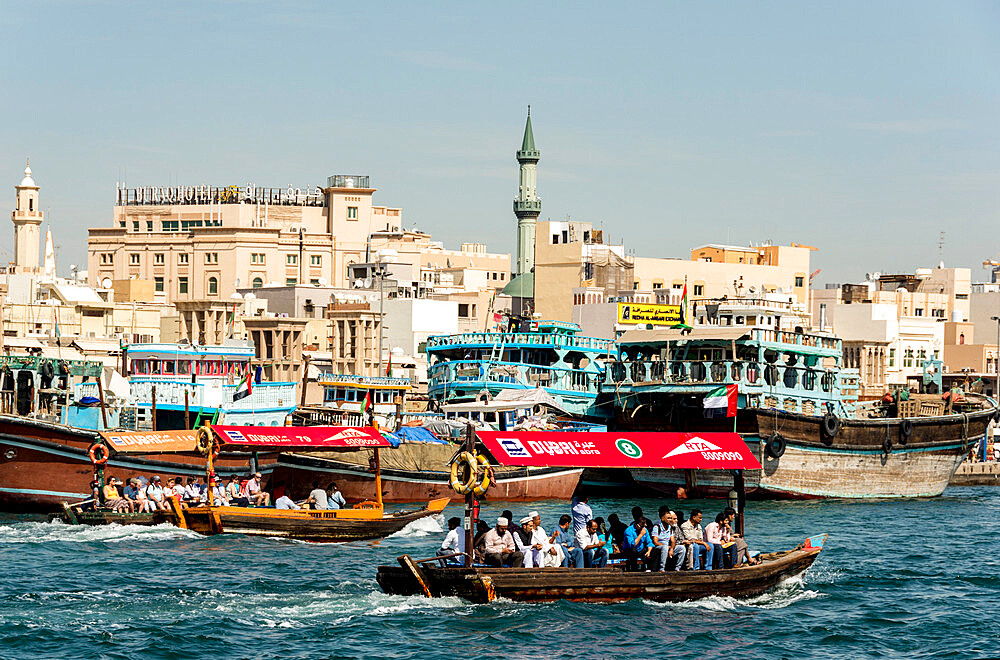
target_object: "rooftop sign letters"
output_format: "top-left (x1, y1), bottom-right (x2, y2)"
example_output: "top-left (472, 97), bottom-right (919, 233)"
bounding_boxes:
top-left (617, 302), bottom-right (682, 326)
top-left (116, 183), bottom-right (326, 207)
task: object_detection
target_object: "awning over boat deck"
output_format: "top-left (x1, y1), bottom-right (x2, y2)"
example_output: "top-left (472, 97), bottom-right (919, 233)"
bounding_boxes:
top-left (617, 327), bottom-right (751, 345)
top-left (100, 430), bottom-right (200, 453)
top-left (212, 425), bottom-right (392, 451)
top-left (477, 431), bottom-right (761, 470)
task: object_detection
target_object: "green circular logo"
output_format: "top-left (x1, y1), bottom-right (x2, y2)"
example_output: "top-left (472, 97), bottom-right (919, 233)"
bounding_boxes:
top-left (615, 438), bottom-right (643, 459)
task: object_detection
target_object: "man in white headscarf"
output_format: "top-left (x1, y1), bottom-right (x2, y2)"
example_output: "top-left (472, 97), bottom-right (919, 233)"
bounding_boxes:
top-left (531, 510), bottom-right (563, 567)
top-left (515, 515), bottom-right (542, 567)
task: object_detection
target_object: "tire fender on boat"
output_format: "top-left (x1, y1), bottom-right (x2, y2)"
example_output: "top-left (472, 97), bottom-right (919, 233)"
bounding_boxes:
top-left (88, 443), bottom-right (109, 465)
top-left (821, 412), bottom-right (841, 439)
top-left (765, 433), bottom-right (786, 459)
top-left (899, 419), bottom-right (913, 444)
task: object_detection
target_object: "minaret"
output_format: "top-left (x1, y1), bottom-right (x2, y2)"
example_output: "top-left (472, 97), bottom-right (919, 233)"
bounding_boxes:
top-left (12, 160), bottom-right (42, 273)
top-left (513, 107), bottom-right (541, 277)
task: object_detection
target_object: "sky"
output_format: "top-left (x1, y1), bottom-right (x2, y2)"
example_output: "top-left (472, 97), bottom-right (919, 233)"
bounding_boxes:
top-left (2, 1), bottom-right (999, 285)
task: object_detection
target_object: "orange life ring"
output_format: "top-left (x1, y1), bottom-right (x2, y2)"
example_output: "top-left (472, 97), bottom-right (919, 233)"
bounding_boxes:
top-left (89, 443), bottom-right (109, 465)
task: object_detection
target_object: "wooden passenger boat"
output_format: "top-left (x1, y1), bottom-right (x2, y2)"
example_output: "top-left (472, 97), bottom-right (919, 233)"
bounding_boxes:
top-left (376, 428), bottom-right (824, 604)
top-left (377, 535), bottom-right (825, 603)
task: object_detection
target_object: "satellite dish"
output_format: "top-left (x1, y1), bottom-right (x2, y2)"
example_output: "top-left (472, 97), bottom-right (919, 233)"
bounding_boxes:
top-left (101, 278), bottom-right (112, 288)
top-left (364, 277), bottom-right (372, 288)
top-left (353, 279), bottom-right (363, 289)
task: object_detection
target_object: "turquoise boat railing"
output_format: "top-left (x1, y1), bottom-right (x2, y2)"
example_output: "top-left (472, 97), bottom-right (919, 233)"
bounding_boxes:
top-left (426, 332), bottom-right (614, 352)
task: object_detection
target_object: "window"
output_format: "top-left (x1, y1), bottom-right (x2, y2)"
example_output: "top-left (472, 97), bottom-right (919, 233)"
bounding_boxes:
top-left (178, 277), bottom-right (188, 294)
top-left (154, 277), bottom-right (164, 292)
top-left (932, 309), bottom-right (945, 318)
top-left (914, 308), bottom-right (923, 317)
top-left (889, 348), bottom-right (896, 367)
top-left (633, 282), bottom-right (639, 290)
top-left (955, 293), bottom-right (969, 300)
top-left (119, 221), bottom-right (126, 228)
top-left (132, 221), bottom-right (139, 231)
top-left (208, 277), bottom-right (218, 295)
top-left (694, 285), bottom-right (704, 296)
top-left (29, 198), bottom-right (34, 212)
top-left (652, 283), bottom-right (662, 289)
top-left (251, 252), bottom-right (266, 264)
top-left (129, 253), bottom-right (140, 265)
top-left (286, 278), bottom-right (297, 286)
top-left (347, 206), bottom-right (358, 220)
top-left (205, 252), bottom-right (219, 264)
top-left (458, 303), bottom-right (470, 318)
top-left (310, 255), bottom-right (322, 266)
top-left (795, 276), bottom-right (805, 287)
top-left (146, 221), bottom-right (153, 231)
top-left (252, 277), bottom-right (263, 288)
top-left (310, 278), bottom-right (320, 286)
top-left (154, 253), bottom-right (164, 265)
top-left (903, 348), bottom-right (914, 368)
top-left (178, 253), bottom-right (189, 265)
top-left (162, 220), bottom-right (179, 231)
top-left (286, 254), bottom-right (298, 265)
top-left (100, 253), bottom-right (114, 265)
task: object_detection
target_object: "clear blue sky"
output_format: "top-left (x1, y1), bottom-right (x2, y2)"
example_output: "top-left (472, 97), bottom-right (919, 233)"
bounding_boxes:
top-left (2, 1), bottom-right (999, 284)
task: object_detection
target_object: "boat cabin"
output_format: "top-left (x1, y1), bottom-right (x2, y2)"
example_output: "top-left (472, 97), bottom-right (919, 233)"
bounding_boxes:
top-left (316, 373), bottom-right (411, 426)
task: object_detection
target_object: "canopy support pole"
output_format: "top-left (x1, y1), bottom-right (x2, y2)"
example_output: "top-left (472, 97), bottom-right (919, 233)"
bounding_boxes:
top-left (373, 448), bottom-right (383, 509)
top-left (734, 469), bottom-right (746, 536)
top-left (464, 422), bottom-right (475, 568)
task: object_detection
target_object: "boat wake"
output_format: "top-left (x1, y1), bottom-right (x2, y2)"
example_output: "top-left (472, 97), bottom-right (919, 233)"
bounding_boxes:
top-left (0, 520), bottom-right (198, 544)
top-left (388, 513), bottom-right (444, 538)
top-left (648, 575), bottom-right (822, 612)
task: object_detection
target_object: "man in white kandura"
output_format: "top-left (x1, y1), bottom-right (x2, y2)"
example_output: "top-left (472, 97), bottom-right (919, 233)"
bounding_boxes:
top-left (530, 510), bottom-right (563, 567)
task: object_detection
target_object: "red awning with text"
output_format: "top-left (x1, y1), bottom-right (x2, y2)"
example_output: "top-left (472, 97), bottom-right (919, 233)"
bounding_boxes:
top-left (476, 431), bottom-right (761, 470)
top-left (212, 426), bottom-right (391, 451)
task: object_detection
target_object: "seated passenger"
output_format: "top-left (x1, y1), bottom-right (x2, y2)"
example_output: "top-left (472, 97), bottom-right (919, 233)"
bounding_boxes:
top-left (274, 487), bottom-right (299, 510)
top-left (704, 512), bottom-right (737, 569)
top-left (680, 509), bottom-right (712, 570)
top-left (437, 516), bottom-right (466, 561)
top-left (575, 519), bottom-right (609, 568)
top-left (245, 472), bottom-right (270, 507)
top-left (307, 481), bottom-right (329, 509)
top-left (553, 514), bottom-right (583, 568)
top-left (210, 477), bottom-right (230, 506)
top-left (483, 517), bottom-right (524, 567)
top-left (606, 513), bottom-right (627, 552)
top-left (515, 515), bottom-right (541, 567)
top-left (225, 476), bottom-right (249, 506)
top-left (102, 477), bottom-right (132, 513)
top-left (531, 511), bottom-right (562, 567)
top-left (132, 479), bottom-right (154, 513)
top-left (326, 482), bottom-right (347, 509)
top-left (183, 477), bottom-right (204, 504)
top-left (473, 520), bottom-right (491, 564)
top-left (145, 476), bottom-right (168, 511)
top-left (122, 478), bottom-right (140, 512)
top-left (651, 507), bottom-right (686, 571)
top-left (723, 507), bottom-right (759, 566)
top-left (623, 515), bottom-right (654, 570)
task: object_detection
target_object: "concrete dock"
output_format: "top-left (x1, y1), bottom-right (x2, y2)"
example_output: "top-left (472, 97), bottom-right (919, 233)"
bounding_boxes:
top-left (950, 462), bottom-right (1000, 486)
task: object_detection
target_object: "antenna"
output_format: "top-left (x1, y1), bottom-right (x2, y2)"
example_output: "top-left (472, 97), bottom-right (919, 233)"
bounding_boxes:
top-left (938, 231), bottom-right (945, 266)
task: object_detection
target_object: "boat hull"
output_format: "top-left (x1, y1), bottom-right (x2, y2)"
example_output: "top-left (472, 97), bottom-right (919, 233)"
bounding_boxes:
top-left (631, 408), bottom-right (991, 499)
top-left (272, 451), bottom-right (582, 503)
top-left (0, 414), bottom-right (275, 513)
top-left (377, 544), bottom-right (822, 603)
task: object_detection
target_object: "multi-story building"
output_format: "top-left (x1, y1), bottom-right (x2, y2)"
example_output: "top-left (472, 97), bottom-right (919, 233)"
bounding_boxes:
top-left (87, 175), bottom-right (402, 301)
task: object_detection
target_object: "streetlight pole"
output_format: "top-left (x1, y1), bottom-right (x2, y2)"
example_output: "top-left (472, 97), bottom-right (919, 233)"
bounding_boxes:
top-left (378, 261), bottom-right (385, 376)
top-left (992, 316), bottom-right (1000, 400)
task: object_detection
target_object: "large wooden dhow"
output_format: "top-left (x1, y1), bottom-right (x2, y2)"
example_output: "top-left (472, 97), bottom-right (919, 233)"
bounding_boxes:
top-left (378, 429), bottom-right (826, 604)
top-left (606, 327), bottom-right (997, 499)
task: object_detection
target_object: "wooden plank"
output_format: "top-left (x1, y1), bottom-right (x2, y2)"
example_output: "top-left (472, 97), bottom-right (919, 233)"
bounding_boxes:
top-left (397, 554), bottom-right (433, 598)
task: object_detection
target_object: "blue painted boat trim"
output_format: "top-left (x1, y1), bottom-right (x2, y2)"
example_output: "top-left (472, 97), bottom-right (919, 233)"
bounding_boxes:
top-left (0, 486), bottom-right (90, 499)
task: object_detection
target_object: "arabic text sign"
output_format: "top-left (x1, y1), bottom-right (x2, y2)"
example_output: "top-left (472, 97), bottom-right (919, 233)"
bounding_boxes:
top-left (617, 302), bottom-right (682, 326)
top-left (477, 431), bottom-right (761, 470)
top-left (213, 425), bottom-right (391, 449)
top-left (100, 430), bottom-right (199, 453)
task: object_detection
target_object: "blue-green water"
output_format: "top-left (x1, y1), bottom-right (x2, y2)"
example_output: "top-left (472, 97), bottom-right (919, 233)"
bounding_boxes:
top-left (2, 489), bottom-right (999, 659)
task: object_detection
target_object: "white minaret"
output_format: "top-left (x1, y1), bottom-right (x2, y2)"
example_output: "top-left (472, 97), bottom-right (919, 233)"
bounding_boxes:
top-left (43, 229), bottom-right (56, 279)
top-left (12, 160), bottom-right (42, 273)
top-left (513, 107), bottom-right (541, 278)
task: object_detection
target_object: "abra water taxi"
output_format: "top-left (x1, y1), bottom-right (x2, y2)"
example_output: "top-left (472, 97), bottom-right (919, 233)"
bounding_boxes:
top-left (376, 429), bottom-right (826, 603)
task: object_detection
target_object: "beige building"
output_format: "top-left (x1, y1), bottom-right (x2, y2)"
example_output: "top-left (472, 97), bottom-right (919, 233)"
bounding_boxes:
top-left (88, 175), bottom-right (402, 301)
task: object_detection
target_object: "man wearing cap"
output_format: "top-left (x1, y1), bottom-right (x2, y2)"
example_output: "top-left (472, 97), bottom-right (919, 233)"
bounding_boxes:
top-left (210, 477), bottom-right (230, 506)
top-left (483, 517), bottom-right (524, 567)
top-left (530, 511), bottom-right (562, 567)
top-left (145, 476), bottom-right (168, 511)
top-left (515, 515), bottom-right (542, 568)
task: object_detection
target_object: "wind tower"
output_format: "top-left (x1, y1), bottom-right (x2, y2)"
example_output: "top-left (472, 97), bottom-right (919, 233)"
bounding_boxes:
top-left (513, 106), bottom-right (541, 279)
top-left (12, 160), bottom-right (42, 274)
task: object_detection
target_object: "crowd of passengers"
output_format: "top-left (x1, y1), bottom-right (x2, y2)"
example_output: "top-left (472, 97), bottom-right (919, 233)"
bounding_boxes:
top-left (90, 474), bottom-right (348, 513)
top-left (438, 494), bottom-right (761, 571)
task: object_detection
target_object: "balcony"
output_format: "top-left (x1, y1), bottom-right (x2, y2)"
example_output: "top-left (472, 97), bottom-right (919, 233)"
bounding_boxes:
top-left (427, 360), bottom-right (597, 395)
top-left (426, 332), bottom-right (614, 353)
top-left (327, 175), bottom-right (370, 189)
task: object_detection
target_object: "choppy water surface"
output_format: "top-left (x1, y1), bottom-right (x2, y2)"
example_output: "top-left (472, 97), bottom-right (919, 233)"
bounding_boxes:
top-left (2, 489), bottom-right (999, 659)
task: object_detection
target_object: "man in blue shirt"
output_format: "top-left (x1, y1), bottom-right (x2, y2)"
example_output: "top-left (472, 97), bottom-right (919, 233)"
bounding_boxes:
top-left (623, 516), bottom-right (654, 570)
top-left (571, 495), bottom-right (593, 534)
top-left (553, 514), bottom-right (583, 567)
top-left (651, 506), bottom-right (685, 571)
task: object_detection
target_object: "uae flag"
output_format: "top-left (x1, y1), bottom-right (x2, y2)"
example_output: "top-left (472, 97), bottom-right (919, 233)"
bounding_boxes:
top-left (361, 390), bottom-right (372, 415)
top-left (233, 365), bottom-right (253, 401)
top-left (704, 384), bottom-right (737, 418)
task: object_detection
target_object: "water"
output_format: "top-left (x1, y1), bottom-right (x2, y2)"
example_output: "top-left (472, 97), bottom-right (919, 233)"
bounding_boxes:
top-left (2, 490), bottom-right (999, 659)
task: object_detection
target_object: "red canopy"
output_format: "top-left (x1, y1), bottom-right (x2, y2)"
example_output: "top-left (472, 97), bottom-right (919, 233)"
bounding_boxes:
top-left (476, 431), bottom-right (761, 470)
top-left (212, 425), bottom-right (391, 451)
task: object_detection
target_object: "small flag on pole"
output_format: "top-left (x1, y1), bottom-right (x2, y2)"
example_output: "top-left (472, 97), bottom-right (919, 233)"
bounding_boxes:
top-left (361, 390), bottom-right (372, 415)
top-left (386, 350), bottom-right (392, 377)
top-left (233, 364), bottom-right (253, 401)
top-left (227, 303), bottom-right (236, 338)
top-left (703, 384), bottom-right (737, 418)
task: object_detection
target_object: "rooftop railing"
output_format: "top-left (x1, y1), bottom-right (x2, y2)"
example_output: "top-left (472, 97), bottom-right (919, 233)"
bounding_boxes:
top-left (426, 332), bottom-right (614, 353)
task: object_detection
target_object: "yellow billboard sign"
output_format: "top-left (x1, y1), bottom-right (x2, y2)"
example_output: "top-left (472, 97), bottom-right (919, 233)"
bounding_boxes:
top-left (617, 302), bottom-right (683, 326)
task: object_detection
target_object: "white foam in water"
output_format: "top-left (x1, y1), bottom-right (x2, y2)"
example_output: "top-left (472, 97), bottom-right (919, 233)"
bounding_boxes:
top-left (0, 520), bottom-right (199, 544)
top-left (648, 575), bottom-right (822, 612)
top-left (388, 513), bottom-right (444, 538)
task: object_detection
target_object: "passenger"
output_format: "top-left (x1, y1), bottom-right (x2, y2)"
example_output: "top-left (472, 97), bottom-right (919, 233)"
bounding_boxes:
top-left (307, 481), bottom-right (329, 509)
top-left (483, 517), bottom-right (524, 567)
top-left (85, 479), bottom-right (100, 511)
top-left (210, 477), bottom-right (230, 506)
top-left (145, 476), bottom-right (168, 511)
top-left (502, 509), bottom-right (524, 540)
top-left (576, 519), bottom-right (609, 568)
top-left (531, 511), bottom-right (563, 567)
top-left (554, 514), bottom-right (583, 568)
top-left (606, 513), bottom-right (627, 552)
top-left (704, 512), bottom-right (737, 569)
top-left (623, 515), bottom-right (654, 570)
top-left (651, 507), bottom-right (685, 571)
top-left (274, 486), bottom-right (299, 510)
top-left (515, 515), bottom-right (540, 567)
top-left (437, 516), bottom-right (466, 560)
top-left (571, 495), bottom-right (593, 534)
top-left (326, 482), bottom-right (347, 509)
top-left (245, 472), bottom-right (270, 507)
top-left (225, 476), bottom-right (249, 506)
top-left (681, 509), bottom-right (712, 570)
top-left (473, 520), bottom-right (491, 563)
top-left (122, 478), bottom-right (140, 511)
top-left (132, 479), bottom-right (154, 512)
top-left (102, 477), bottom-right (131, 513)
top-left (722, 507), bottom-right (759, 566)
top-left (183, 477), bottom-right (203, 504)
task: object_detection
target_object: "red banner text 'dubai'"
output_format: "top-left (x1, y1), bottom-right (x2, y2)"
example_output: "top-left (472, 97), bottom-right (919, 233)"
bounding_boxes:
top-left (476, 431), bottom-right (761, 470)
